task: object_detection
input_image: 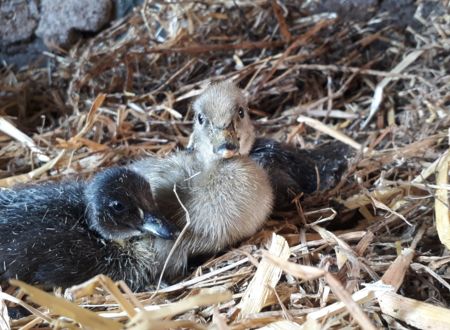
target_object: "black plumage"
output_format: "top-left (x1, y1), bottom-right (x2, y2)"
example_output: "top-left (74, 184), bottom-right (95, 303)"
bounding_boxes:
top-left (250, 138), bottom-right (353, 209)
top-left (0, 167), bottom-right (176, 291)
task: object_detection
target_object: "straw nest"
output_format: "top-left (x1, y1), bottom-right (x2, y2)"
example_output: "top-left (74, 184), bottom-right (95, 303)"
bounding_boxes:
top-left (0, 1), bottom-right (449, 329)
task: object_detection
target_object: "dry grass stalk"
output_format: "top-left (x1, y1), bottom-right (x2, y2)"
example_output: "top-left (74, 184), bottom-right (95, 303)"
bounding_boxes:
top-left (306, 284), bottom-right (389, 322)
top-left (296, 116), bottom-right (362, 151)
top-left (127, 319), bottom-right (207, 330)
top-left (238, 234), bottom-right (290, 318)
top-left (380, 248), bottom-right (415, 291)
top-left (0, 150), bottom-right (65, 187)
top-left (412, 149), bottom-right (449, 184)
top-left (0, 290), bottom-right (52, 324)
top-left (262, 252), bottom-right (377, 330)
top-left (90, 275), bottom-right (138, 317)
top-left (127, 289), bottom-right (232, 327)
top-left (257, 319), bottom-right (318, 330)
top-left (0, 117), bottom-right (49, 162)
top-left (150, 183), bottom-right (192, 299)
top-left (362, 50), bottom-right (425, 129)
top-left (10, 280), bottom-right (122, 330)
top-left (377, 292), bottom-right (450, 330)
top-left (0, 287), bottom-right (10, 330)
top-left (435, 150), bottom-right (450, 249)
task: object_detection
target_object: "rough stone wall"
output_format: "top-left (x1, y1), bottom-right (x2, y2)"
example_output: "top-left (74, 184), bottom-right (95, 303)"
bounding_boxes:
top-left (36, 0), bottom-right (112, 46)
top-left (0, 0), bottom-right (123, 67)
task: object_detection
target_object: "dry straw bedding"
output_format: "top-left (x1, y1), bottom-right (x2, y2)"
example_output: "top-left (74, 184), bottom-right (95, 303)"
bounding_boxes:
top-left (0, 0), bottom-right (449, 329)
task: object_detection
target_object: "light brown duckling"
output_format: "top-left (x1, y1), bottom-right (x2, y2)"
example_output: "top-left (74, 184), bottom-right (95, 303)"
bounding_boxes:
top-left (131, 82), bottom-right (273, 279)
top-left (187, 81), bottom-right (256, 162)
top-left (187, 81), bottom-right (353, 210)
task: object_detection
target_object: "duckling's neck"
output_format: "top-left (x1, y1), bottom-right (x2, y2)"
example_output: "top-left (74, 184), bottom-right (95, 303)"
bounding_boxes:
top-left (191, 147), bottom-right (224, 170)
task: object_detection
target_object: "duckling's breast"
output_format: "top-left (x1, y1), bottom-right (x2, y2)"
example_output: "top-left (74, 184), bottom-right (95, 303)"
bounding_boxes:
top-left (0, 181), bottom-right (86, 224)
top-left (131, 152), bottom-right (273, 257)
top-left (181, 156), bottom-right (273, 254)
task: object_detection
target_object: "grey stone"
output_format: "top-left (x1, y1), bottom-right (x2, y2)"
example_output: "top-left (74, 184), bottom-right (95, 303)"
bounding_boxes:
top-left (36, 0), bottom-right (112, 46)
top-left (0, 0), bottom-right (40, 46)
top-left (0, 38), bottom-right (47, 69)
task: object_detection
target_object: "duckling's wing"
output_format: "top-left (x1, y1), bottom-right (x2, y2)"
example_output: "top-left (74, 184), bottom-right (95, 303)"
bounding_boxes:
top-left (0, 182), bottom-right (85, 224)
top-left (251, 138), bottom-right (318, 192)
top-left (0, 188), bottom-right (16, 207)
top-left (304, 141), bottom-right (354, 190)
top-left (250, 138), bottom-right (353, 209)
top-left (0, 220), bottom-right (103, 289)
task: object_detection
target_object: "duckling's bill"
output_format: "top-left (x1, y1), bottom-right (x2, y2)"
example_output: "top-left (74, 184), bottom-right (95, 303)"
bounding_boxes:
top-left (140, 213), bottom-right (177, 240)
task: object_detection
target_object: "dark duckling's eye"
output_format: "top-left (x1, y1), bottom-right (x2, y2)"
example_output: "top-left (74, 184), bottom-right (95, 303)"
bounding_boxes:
top-left (109, 200), bottom-right (126, 213)
top-left (198, 113), bottom-right (205, 125)
top-left (238, 106), bottom-right (245, 119)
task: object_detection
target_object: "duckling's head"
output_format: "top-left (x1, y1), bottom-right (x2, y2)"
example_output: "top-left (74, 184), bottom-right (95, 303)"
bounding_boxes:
top-left (84, 168), bottom-right (176, 241)
top-left (190, 81), bottom-right (255, 163)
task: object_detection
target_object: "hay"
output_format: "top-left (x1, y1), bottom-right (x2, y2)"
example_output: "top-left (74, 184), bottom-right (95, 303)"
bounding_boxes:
top-left (1, 0), bottom-right (449, 328)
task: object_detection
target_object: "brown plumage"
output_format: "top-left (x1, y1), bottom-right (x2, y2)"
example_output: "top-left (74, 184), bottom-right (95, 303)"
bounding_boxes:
top-left (131, 81), bottom-right (273, 280)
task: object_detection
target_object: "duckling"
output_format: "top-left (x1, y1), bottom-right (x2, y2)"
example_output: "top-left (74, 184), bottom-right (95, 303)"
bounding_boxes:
top-left (187, 81), bottom-right (352, 210)
top-left (250, 138), bottom-right (352, 208)
top-left (131, 82), bottom-right (274, 279)
top-left (0, 167), bottom-right (176, 291)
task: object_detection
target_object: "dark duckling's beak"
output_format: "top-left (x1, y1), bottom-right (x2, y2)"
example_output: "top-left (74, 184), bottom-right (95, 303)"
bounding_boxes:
top-left (140, 213), bottom-right (177, 240)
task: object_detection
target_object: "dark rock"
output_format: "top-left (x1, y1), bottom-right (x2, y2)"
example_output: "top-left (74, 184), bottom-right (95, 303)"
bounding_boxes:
top-left (0, 38), bottom-right (47, 68)
top-left (36, 0), bottom-right (113, 46)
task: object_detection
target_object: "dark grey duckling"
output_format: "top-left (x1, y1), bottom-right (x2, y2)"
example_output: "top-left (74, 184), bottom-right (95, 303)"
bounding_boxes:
top-left (0, 167), bottom-right (176, 291)
top-left (187, 80), bottom-right (353, 210)
top-left (251, 138), bottom-right (352, 209)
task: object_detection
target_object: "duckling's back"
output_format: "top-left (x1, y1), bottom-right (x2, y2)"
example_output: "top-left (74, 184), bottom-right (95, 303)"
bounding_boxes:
top-left (0, 181), bottom-right (97, 288)
top-left (0, 217), bottom-right (100, 288)
top-left (250, 138), bottom-right (353, 209)
top-left (0, 181), bottom-right (85, 224)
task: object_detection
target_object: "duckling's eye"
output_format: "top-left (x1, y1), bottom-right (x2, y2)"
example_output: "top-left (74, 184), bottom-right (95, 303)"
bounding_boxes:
top-left (109, 200), bottom-right (126, 213)
top-left (197, 113), bottom-right (205, 125)
top-left (238, 107), bottom-right (245, 119)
